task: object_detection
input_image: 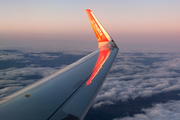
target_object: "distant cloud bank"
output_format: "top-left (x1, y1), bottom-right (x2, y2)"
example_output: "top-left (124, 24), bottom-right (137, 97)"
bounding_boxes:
top-left (93, 52), bottom-right (180, 109)
top-left (114, 100), bottom-right (180, 120)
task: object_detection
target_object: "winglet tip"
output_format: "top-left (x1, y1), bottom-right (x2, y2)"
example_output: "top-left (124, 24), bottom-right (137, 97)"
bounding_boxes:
top-left (85, 9), bottom-right (91, 12)
top-left (86, 9), bottom-right (112, 43)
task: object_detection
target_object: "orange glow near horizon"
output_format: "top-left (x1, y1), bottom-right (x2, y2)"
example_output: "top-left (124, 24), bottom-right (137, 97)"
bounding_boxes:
top-left (1, 1), bottom-right (180, 46)
top-left (1, 16), bottom-right (180, 39)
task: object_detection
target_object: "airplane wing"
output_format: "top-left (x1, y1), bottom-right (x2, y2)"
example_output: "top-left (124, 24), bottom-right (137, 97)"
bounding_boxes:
top-left (0, 9), bottom-right (118, 120)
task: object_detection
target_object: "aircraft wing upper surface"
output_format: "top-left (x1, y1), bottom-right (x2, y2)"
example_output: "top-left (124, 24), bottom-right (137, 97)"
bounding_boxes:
top-left (0, 9), bottom-right (118, 120)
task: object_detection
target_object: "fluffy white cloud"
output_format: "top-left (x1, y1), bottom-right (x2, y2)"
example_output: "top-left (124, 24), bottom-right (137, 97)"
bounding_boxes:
top-left (0, 51), bottom-right (25, 60)
top-left (0, 67), bottom-right (58, 79)
top-left (0, 67), bottom-right (58, 98)
top-left (114, 100), bottom-right (180, 120)
top-left (93, 53), bottom-right (180, 108)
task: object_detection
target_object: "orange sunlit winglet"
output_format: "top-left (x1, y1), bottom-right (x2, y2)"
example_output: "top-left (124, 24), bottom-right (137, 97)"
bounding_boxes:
top-left (86, 9), bottom-right (112, 44)
top-left (85, 9), bottom-right (117, 85)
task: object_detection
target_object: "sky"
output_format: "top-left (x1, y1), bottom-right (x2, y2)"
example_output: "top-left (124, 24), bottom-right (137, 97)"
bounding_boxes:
top-left (0, 0), bottom-right (180, 52)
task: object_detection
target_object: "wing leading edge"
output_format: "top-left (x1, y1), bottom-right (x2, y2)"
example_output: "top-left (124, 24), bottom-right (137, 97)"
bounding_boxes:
top-left (0, 9), bottom-right (118, 120)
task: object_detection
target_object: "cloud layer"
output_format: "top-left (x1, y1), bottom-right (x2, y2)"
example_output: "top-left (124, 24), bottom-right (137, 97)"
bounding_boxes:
top-left (114, 100), bottom-right (180, 120)
top-left (1, 48), bottom-right (180, 120)
top-left (93, 52), bottom-right (180, 108)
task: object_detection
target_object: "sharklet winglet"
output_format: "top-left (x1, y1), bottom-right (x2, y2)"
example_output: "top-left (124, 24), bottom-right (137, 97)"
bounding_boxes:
top-left (86, 9), bottom-right (113, 46)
